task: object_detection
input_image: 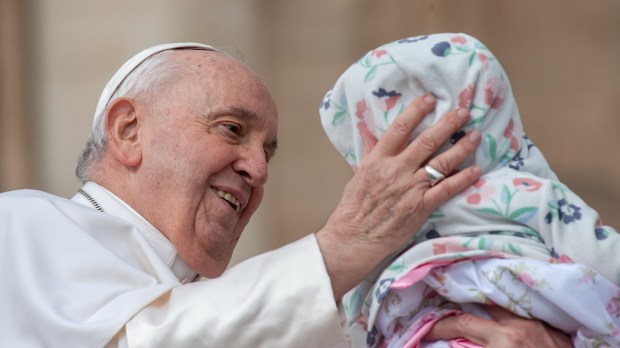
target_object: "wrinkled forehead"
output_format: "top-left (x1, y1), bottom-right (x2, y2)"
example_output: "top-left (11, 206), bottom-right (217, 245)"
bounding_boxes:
top-left (180, 50), bottom-right (278, 133)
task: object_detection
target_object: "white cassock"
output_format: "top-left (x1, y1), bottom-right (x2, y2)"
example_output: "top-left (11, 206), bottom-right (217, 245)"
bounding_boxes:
top-left (0, 182), bottom-right (350, 347)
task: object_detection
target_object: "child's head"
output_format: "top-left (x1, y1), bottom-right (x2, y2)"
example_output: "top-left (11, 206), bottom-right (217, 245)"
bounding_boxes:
top-left (320, 33), bottom-right (554, 179)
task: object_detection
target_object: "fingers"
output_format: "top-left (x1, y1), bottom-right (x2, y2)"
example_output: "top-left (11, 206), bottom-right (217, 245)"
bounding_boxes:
top-left (484, 305), bottom-right (522, 321)
top-left (402, 107), bottom-right (472, 169)
top-left (482, 305), bottom-right (573, 348)
top-left (421, 130), bottom-right (482, 207)
top-left (373, 94), bottom-right (437, 156)
top-left (424, 308), bottom-right (573, 348)
top-left (423, 130), bottom-right (480, 180)
top-left (423, 313), bottom-right (493, 346)
top-left (423, 164), bottom-right (482, 210)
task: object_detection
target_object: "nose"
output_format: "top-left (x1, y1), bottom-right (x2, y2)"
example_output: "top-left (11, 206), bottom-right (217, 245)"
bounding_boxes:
top-left (234, 143), bottom-right (268, 186)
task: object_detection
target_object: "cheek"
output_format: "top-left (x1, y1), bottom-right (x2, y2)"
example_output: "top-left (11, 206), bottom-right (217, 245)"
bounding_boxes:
top-left (239, 187), bottom-right (264, 226)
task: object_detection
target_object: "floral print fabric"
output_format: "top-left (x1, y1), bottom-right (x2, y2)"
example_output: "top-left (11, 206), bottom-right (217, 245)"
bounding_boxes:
top-left (319, 33), bottom-right (620, 347)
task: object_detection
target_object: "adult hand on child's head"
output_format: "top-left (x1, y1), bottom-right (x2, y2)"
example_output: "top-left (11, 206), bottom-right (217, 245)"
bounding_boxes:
top-left (316, 94), bottom-right (482, 299)
top-left (423, 306), bottom-right (573, 348)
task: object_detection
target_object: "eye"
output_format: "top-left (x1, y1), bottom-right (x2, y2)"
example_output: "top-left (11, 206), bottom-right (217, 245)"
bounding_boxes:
top-left (220, 122), bottom-right (242, 137)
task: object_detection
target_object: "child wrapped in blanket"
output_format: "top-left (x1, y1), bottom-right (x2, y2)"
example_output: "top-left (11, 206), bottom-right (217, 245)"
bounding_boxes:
top-left (319, 33), bottom-right (620, 348)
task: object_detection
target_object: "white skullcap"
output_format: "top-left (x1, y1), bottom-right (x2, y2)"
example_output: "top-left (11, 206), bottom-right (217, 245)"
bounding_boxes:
top-left (94, 42), bottom-right (216, 123)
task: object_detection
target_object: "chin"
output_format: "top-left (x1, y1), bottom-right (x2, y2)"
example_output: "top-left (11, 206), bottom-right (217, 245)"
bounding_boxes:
top-left (199, 261), bottom-right (229, 278)
top-left (198, 246), bottom-right (234, 278)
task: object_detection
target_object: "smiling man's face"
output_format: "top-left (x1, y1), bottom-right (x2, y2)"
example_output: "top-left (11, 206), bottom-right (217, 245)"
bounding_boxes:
top-left (133, 50), bottom-right (278, 277)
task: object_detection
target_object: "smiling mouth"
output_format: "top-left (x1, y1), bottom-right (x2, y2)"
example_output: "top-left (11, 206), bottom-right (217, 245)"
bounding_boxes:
top-left (215, 190), bottom-right (241, 213)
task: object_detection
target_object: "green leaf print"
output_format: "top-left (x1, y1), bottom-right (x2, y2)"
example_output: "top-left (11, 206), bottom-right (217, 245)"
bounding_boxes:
top-left (509, 207), bottom-right (538, 223)
top-left (521, 228), bottom-right (543, 241)
top-left (468, 51), bottom-right (476, 66)
top-left (429, 210), bottom-right (445, 219)
top-left (387, 260), bottom-right (406, 272)
top-left (332, 110), bottom-right (347, 125)
top-left (507, 242), bottom-right (523, 256)
top-left (364, 66), bottom-right (378, 82)
top-left (484, 134), bottom-right (497, 162)
top-left (344, 290), bottom-right (359, 314)
top-left (500, 185), bottom-right (512, 206)
top-left (476, 208), bottom-right (504, 217)
top-left (478, 238), bottom-right (490, 250)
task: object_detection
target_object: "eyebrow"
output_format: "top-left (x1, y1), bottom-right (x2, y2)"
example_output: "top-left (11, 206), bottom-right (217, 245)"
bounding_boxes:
top-left (227, 105), bottom-right (258, 121)
top-left (216, 105), bottom-right (279, 159)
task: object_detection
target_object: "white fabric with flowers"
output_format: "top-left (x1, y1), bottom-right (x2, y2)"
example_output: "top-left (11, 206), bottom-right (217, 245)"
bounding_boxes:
top-left (319, 32), bottom-right (620, 347)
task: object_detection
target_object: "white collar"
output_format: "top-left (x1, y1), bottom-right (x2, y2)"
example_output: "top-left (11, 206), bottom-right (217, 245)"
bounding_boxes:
top-left (71, 181), bottom-right (198, 284)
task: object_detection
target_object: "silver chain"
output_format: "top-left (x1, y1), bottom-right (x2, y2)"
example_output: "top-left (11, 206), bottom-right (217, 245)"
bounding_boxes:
top-left (77, 188), bottom-right (105, 213)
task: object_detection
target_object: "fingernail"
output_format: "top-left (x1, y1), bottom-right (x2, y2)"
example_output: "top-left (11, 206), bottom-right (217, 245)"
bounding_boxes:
top-left (468, 130), bottom-right (481, 142)
top-left (472, 165), bottom-right (482, 175)
top-left (457, 108), bottom-right (469, 119)
top-left (424, 94), bottom-right (436, 104)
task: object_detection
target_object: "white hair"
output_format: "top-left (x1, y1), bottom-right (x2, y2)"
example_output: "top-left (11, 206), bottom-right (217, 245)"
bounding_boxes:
top-left (75, 49), bottom-right (207, 183)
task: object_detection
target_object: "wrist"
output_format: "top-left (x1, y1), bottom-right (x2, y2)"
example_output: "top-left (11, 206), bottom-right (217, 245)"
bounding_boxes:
top-left (315, 222), bottom-right (386, 300)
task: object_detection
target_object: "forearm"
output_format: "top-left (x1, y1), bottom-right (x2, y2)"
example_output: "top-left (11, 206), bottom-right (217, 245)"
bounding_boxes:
top-left (315, 220), bottom-right (390, 300)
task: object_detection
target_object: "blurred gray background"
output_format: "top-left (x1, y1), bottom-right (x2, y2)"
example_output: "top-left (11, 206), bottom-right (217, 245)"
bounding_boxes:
top-left (2, 0), bottom-right (619, 265)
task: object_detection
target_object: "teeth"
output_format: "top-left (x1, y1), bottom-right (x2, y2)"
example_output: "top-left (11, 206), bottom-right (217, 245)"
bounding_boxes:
top-left (216, 190), bottom-right (240, 213)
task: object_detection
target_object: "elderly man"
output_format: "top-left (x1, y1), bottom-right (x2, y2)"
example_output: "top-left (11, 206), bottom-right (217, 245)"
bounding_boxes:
top-left (0, 43), bottom-right (484, 347)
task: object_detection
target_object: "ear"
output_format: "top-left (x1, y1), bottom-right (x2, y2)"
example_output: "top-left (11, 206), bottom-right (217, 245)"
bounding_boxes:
top-left (105, 97), bottom-right (142, 167)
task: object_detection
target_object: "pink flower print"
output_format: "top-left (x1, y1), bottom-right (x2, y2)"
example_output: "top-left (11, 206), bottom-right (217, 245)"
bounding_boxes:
top-left (550, 254), bottom-right (574, 264)
top-left (596, 215), bottom-right (604, 227)
top-left (355, 99), bottom-right (369, 120)
top-left (357, 120), bottom-right (378, 154)
top-left (370, 49), bottom-right (388, 59)
top-left (517, 272), bottom-right (535, 287)
top-left (385, 96), bottom-right (400, 111)
top-left (477, 53), bottom-right (490, 69)
top-left (459, 84), bottom-right (475, 109)
top-left (355, 317), bottom-right (369, 330)
top-left (451, 35), bottom-right (467, 44)
top-left (465, 179), bottom-right (495, 205)
top-left (372, 88), bottom-right (402, 111)
top-left (503, 119), bottom-right (520, 151)
top-left (509, 136), bottom-right (519, 152)
top-left (557, 254), bottom-right (574, 264)
top-left (606, 292), bottom-right (620, 318)
top-left (484, 77), bottom-right (506, 109)
top-left (513, 178), bottom-right (542, 192)
top-left (467, 193), bottom-right (482, 205)
top-left (433, 242), bottom-right (449, 255)
top-left (504, 119), bottom-right (514, 137)
top-left (432, 240), bottom-right (469, 255)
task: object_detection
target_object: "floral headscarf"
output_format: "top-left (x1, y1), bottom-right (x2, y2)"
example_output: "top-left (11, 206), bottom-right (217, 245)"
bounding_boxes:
top-left (319, 33), bottom-right (620, 347)
top-left (320, 33), bottom-right (555, 179)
